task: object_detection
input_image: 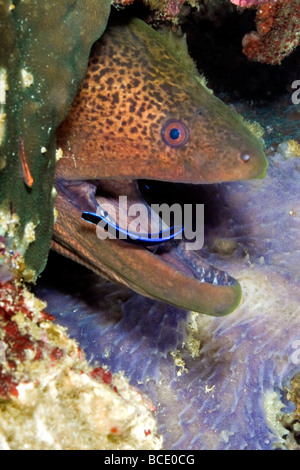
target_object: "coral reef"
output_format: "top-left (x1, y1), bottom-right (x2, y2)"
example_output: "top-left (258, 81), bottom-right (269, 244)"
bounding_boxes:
top-left (0, 0), bottom-right (111, 279)
top-left (1, 0), bottom-right (299, 450)
top-left (0, 281), bottom-right (161, 450)
top-left (112, 1), bottom-right (300, 64)
top-left (234, 0), bottom-right (300, 64)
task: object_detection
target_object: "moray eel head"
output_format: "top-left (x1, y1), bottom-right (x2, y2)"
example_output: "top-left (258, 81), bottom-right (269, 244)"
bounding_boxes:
top-left (54, 18), bottom-right (268, 316)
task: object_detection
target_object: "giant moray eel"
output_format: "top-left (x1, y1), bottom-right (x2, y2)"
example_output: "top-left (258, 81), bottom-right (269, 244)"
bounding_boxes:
top-left (54, 18), bottom-right (268, 316)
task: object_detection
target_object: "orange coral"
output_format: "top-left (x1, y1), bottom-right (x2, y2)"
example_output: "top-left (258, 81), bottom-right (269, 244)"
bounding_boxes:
top-left (238, 0), bottom-right (300, 64)
top-left (231, 0), bottom-right (272, 6)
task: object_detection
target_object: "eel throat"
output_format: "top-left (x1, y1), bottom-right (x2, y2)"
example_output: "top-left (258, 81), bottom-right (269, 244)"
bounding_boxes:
top-left (53, 18), bottom-right (268, 316)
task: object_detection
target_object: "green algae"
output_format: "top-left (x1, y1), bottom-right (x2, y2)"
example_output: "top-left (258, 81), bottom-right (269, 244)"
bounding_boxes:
top-left (0, 0), bottom-right (111, 279)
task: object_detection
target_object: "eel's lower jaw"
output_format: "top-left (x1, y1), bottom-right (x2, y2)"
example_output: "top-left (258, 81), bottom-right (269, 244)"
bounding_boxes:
top-left (52, 179), bottom-right (242, 316)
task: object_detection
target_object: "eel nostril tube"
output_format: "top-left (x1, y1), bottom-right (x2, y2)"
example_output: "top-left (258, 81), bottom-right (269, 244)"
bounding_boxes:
top-left (240, 151), bottom-right (251, 163)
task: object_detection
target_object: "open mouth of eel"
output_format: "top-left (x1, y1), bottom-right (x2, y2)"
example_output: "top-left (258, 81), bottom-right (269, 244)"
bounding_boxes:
top-left (54, 176), bottom-right (242, 316)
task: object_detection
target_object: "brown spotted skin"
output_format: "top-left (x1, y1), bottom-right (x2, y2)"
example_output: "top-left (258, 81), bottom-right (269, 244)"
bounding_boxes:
top-left (53, 18), bottom-right (267, 316)
top-left (56, 18), bottom-right (268, 183)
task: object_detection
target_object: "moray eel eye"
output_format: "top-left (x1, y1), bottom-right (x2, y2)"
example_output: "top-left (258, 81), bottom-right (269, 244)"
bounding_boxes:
top-left (162, 119), bottom-right (189, 148)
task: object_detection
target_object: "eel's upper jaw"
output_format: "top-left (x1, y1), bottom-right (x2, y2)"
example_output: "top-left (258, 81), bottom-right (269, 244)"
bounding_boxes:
top-left (52, 178), bottom-right (242, 316)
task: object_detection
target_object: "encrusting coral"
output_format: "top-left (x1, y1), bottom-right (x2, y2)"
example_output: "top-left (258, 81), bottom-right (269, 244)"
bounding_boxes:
top-left (0, 280), bottom-right (162, 450)
top-left (231, 0), bottom-right (274, 6)
top-left (231, 0), bottom-right (300, 64)
top-left (0, 0), bottom-right (111, 280)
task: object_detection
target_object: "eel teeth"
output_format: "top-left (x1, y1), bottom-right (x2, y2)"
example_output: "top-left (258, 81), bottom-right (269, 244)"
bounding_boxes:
top-left (177, 243), bottom-right (235, 286)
